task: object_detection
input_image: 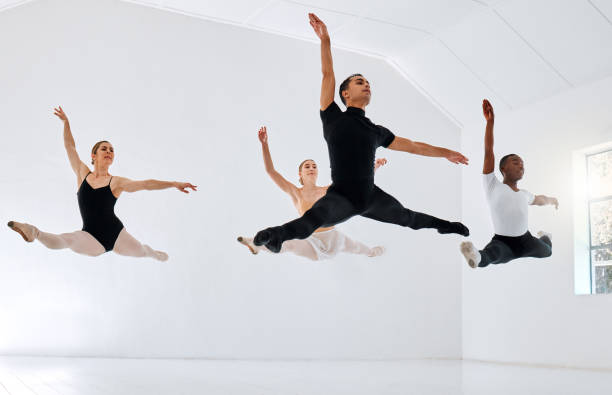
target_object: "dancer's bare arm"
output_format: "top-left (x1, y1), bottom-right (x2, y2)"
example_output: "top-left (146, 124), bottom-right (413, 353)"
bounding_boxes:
top-left (258, 126), bottom-right (299, 200)
top-left (309, 13), bottom-right (335, 110)
top-left (388, 137), bottom-right (469, 165)
top-left (532, 195), bottom-right (559, 209)
top-left (482, 99), bottom-right (495, 174)
top-left (54, 106), bottom-right (90, 181)
top-left (113, 177), bottom-right (197, 196)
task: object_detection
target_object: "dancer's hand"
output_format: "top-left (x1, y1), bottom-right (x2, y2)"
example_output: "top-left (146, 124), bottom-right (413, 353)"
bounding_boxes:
top-left (54, 106), bottom-right (69, 123)
top-left (309, 13), bottom-right (329, 41)
top-left (550, 197), bottom-right (559, 210)
top-left (482, 99), bottom-right (494, 122)
top-left (375, 158), bottom-right (388, 170)
top-left (446, 151), bottom-right (469, 165)
top-left (175, 182), bottom-right (197, 193)
top-left (258, 126), bottom-right (268, 144)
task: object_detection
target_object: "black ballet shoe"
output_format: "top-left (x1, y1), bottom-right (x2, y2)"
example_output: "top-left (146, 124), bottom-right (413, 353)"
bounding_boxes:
top-left (437, 222), bottom-right (470, 237)
top-left (254, 227), bottom-right (283, 253)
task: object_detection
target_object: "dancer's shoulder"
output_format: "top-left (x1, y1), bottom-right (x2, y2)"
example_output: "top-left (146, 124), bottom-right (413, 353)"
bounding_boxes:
top-left (320, 101), bottom-right (342, 123)
top-left (482, 171), bottom-right (501, 193)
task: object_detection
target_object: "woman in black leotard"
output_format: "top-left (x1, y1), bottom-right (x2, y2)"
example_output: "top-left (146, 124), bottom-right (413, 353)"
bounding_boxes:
top-left (8, 106), bottom-right (196, 261)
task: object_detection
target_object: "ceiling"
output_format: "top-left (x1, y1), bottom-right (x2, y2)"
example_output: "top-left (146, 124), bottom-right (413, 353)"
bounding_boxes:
top-left (3, 0), bottom-right (612, 127)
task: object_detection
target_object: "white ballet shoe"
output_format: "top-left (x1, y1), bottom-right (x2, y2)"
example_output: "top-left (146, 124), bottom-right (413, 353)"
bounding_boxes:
top-left (536, 231), bottom-right (552, 242)
top-left (368, 246), bottom-right (386, 257)
top-left (460, 241), bottom-right (481, 268)
top-left (7, 221), bottom-right (39, 243)
top-left (237, 236), bottom-right (259, 255)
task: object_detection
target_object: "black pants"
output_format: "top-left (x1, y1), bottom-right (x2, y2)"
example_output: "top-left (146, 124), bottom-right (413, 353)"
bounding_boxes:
top-left (478, 231), bottom-right (552, 267)
top-left (256, 182), bottom-right (466, 252)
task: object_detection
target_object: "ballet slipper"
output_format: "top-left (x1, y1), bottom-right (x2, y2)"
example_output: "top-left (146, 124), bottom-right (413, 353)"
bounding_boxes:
top-left (7, 221), bottom-right (38, 242)
top-left (460, 241), bottom-right (481, 268)
top-left (536, 231), bottom-right (552, 242)
top-left (368, 246), bottom-right (386, 257)
top-left (237, 236), bottom-right (259, 255)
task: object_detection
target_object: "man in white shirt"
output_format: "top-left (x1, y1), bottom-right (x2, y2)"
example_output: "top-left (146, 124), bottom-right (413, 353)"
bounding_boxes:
top-left (460, 100), bottom-right (559, 268)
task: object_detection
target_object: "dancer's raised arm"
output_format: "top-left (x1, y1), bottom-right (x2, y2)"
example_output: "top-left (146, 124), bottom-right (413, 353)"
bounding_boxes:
top-left (54, 106), bottom-right (90, 180)
top-left (113, 178), bottom-right (196, 196)
top-left (258, 126), bottom-right (299, 199)
top-left (387, 136), bottom-right (469, 165)
top-left (482, 99), bottom-right (495, 174)
top-left (309, 13), bottom-right (335, 110)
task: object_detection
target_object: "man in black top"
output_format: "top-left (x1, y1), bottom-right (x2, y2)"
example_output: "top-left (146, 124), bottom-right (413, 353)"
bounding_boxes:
top-left (254, 13), bottom-right (470, 253)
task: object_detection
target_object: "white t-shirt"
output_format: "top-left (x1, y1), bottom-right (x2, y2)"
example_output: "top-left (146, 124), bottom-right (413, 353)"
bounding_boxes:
top-left (483, 172), bottom-right (535, 237)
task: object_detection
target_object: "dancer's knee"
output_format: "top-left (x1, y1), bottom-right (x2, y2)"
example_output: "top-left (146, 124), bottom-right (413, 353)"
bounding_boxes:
top-left (299, 208), bottom-right (328, 231)
top-left (538, 245), bottom-right (552, 258)
top-left (398, 210), bottom-right (417, 228)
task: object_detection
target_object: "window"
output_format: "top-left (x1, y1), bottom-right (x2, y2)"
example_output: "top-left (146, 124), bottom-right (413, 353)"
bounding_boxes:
top-left (587, 150), bottom-right (612, 294)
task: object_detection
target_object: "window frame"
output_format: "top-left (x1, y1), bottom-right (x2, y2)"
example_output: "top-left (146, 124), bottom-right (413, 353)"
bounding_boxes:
top-left (585, 149), bottom-right (612, 294)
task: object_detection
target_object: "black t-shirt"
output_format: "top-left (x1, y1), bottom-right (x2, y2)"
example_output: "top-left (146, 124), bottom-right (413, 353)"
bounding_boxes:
top-left (320, 101), bottom-right (395, 182)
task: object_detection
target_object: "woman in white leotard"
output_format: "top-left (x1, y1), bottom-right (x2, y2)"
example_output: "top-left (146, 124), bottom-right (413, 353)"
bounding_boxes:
top-left (238, 126), bottom-right (385, 261)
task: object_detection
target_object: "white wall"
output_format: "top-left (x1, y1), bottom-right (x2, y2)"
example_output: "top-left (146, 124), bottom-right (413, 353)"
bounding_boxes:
top-left (0, 0), bottom-right (463, 359)
top-left (461, 76), bottom-right (612, 369)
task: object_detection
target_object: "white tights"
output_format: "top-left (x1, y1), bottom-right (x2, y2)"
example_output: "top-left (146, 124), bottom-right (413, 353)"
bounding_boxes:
top-left (35, 227), bottom-right (167, 261)
top-left (252, 230), bottom-right (381, 261)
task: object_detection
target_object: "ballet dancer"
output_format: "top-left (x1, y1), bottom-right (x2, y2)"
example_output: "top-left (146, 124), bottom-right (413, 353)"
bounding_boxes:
top-left (460, 99), bottom-right (557, 268)
top-left (8, 106), bottom-right (196, 261)
top-left (238, 126), bottom-right (385, 260)
top-left (253, 13), bottom-right (470, 253)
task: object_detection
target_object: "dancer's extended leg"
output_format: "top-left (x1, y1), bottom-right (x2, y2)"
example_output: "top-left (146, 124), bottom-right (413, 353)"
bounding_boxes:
top-left (279, 239), bottom-right (320, 260)
top-left (521, 233), bottom-right (552, 258)
top-left (238, 236), bottom-right (320, 260)
top-left (255, 189), bottom-right (358, 252)
top-left (361, 186), bottom-right (469, 236)
top-left (478, 239), bottom-right (516, 268)
top-left (38, 230), bottom-right (106, 256)
top-left (112, 228), bottom-right (168, 261)
top-left (8, 221), bottom-right (106, 256)
top-left (341, 234), bottom-right (385, 257)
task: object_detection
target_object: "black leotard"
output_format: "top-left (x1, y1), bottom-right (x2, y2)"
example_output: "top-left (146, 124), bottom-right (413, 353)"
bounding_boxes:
top-left (77, 173), bottom-right (124, 252)
top-left (254, 101), bottom-right (469, 252)
top-left (324, 102), bottom-right (395, 184)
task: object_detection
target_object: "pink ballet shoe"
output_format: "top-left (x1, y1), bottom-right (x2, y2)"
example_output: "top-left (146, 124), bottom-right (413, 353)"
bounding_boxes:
top-left (368, 246), bottom-right (386, 257)
top-left (7, 221), bottom-right (38, 243)
top-left (237, 236), bottom-right (259, 255)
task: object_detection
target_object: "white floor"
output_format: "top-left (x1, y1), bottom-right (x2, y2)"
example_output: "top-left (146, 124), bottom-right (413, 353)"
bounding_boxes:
top-left (0, 357), bottom-right (610, 395)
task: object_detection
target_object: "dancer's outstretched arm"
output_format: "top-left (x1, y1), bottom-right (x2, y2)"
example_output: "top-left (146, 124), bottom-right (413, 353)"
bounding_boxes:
top-left (258, 126), bottom-right (299, 200)
top-left (54, 106), bottom-right (90, 181)
top-left (309, 13), bottom-right (335, 110)
top-left (114, 178), bottom-right (197, 196)
top-left (532, 195), bottom-right (559, 209)
top-left (482, 99), bottom-right (495, 174)
top-left (387, 137), bottom-right (469, 165)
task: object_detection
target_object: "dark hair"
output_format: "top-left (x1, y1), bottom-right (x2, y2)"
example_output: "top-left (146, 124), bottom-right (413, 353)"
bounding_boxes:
top-left (499, 153), bottom-right (517, 175)
top-left (91, 140), bottom-right (111, 165)
top-left (298, 159), bottom-right (315, 185)
top-left (339, 73), bottom-right (363, 106)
